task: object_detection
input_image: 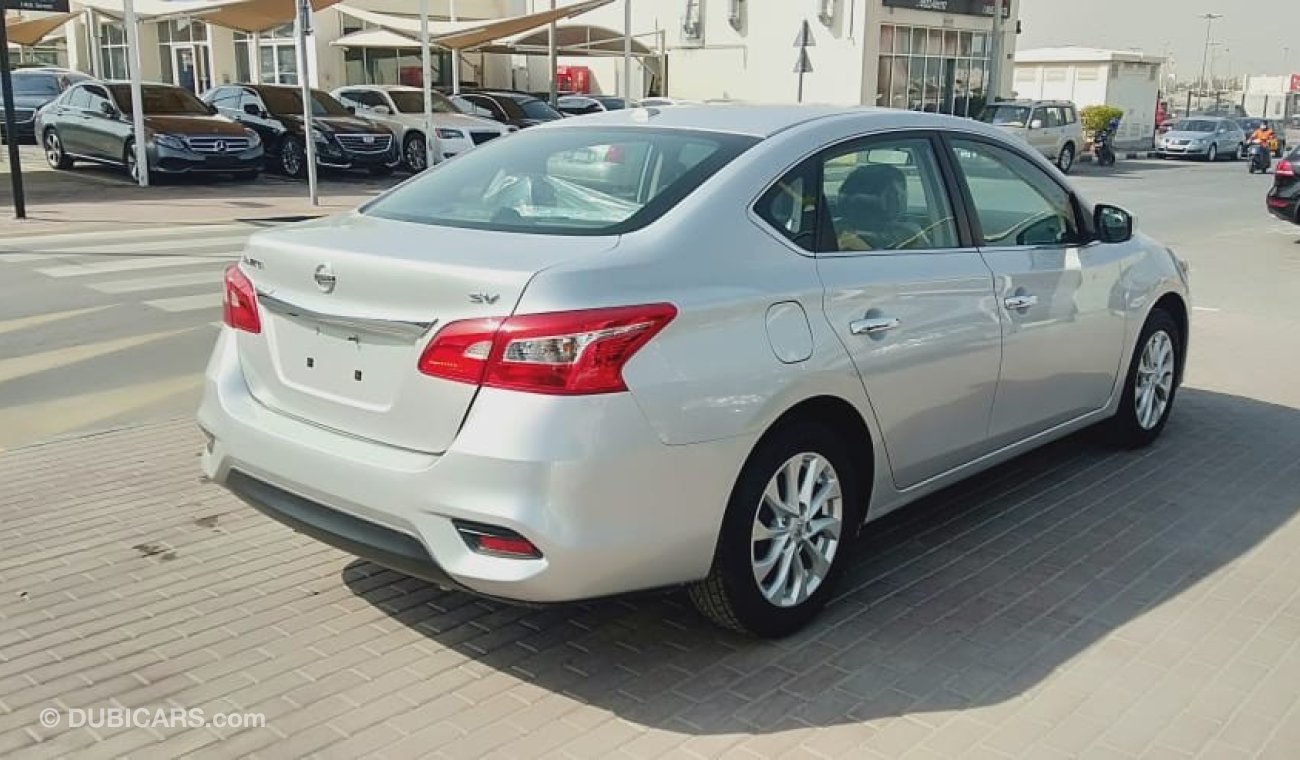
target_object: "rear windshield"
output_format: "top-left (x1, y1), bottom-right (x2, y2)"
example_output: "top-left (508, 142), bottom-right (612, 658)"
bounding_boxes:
top-left (978, 105), bottom-right (1031, 127)
top-left (517, 98), bottom-right (562, 121)
top-left (1174, 120), bottom-right (1216, 132)
top-left (12, 74), bottom-right (60, 96)
top-left (364, 127), bottom-right (758, 235)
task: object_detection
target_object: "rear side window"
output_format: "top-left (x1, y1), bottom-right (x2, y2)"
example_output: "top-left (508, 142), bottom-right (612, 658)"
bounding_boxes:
top-left (364, 127), bottom-right (758, 235)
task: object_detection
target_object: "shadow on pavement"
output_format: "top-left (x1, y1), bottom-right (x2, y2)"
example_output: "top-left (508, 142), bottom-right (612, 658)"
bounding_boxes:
top-left (344, 387), bottom-right (1300, 733)
top-left (1072, 158), bottom-right (1215, 178)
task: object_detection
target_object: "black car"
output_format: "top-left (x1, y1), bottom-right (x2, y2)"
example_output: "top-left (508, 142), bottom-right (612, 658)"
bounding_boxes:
top-left (34, 80), bottom-right (263, 181)
top-left (1266, 146), bottom-right (1299, 225)
top-left (448, 89), bottom-right (563, 129)
top-left (555, 95), bottom-right (630, 116)
top-left (204, 84), bottom-right (399, 178)
top-left (1, 67), bottom-right (90, 143)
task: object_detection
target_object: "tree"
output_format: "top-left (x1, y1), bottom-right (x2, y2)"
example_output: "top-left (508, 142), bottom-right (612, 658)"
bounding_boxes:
top-left (1081, 105), bottom-right (1126, 137)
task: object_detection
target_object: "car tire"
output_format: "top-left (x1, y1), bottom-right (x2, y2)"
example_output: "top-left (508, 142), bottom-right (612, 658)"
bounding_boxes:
top-left (124, 140), bottom-right (142, 182)
top-left (279, 137), bottom-right (307, 179)
top-left (403, 132), bottom-right (427, 173)
top-left (1206, 144), bottom-right (1218, 162)
top-left (688, 420), bottom-right (862, 638)
top-left (1057, 143), bottom-right (1075, 174)
top-left (368, 165), bottom-right (395, 177)
top-left (1106, 308), bottom-right (1181, 449)
top-left (43, 129), bottom-right (72, 170)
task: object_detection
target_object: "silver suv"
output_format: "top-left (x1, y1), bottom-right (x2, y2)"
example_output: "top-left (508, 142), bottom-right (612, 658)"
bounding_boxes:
top-left (979, 99), bottom-right (1084, 173)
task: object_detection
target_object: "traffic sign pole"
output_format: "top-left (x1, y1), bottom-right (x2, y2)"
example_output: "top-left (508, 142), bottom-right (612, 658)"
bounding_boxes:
top-left (793, 20), bottom-right (815, 104)
top-left (0, 8), bottom-right (28, 219)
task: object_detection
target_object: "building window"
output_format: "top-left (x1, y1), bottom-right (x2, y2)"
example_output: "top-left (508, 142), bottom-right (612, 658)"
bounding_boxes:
top-left (682, 0), bottom-right (703, 43)
top-left (98, 22), bottom-right (129, 80)
top-left (343, 48), bottom-right (429, 86)
top-left (876, 25), bottom-right (990, 117)
top-left (157, 20), bottom-right (212, 92)
top-left (233, 32), bottom-right (251, 83)
top-left (259, 23), bottom-right (298, 85)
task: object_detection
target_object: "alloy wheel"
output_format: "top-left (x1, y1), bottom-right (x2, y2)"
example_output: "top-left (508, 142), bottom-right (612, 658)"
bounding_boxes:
top-left (282, 141), bottom-right (303, 177)
top-left (126, 147), bottom-right (138, 181)
top-left (1207, 144), bottom-right (1218, 162)
top-left (1059, 144), bottom-right (1075, 173)
top-left (750, 452), bottom-right (844, 608)
top-left (44, 132), bottom-right (62, 168)
top-left (405, 135), bottom-right (427, 172)
top-left (1135, 330), bottom-right (1175, 430)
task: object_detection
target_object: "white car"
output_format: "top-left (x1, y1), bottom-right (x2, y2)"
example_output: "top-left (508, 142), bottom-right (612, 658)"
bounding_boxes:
top-left (202, 106), bottom-right (1190, 637)
top-left (978, 99), bottom-right (1084, 174)
top-left (331, 84), bottom-right (511, 172)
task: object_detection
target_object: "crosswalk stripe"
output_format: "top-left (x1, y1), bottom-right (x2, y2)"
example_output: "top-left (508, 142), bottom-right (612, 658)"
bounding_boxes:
top-left (0, 328), bottom-right (190, 384)
top-left (0, 306), bottom-right (115, 336)
top-left (90, 271), bottom-right (225, 294)
top-left (0, 253), bottom-right (55, 263)
top-left (0, 374), bottom-right (204, 450)
top-left (144, 294), bottom-right (221, 313)
top-left (12, 234), bottom-right (252, 256)
top-left (0, 223), bottom-right (253, 249)
top-left (37, 256), bottom-right (220, 278)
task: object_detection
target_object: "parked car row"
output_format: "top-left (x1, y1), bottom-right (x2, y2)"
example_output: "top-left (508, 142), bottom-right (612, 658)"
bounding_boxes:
top-left (0, 67), bottom-right (90, 144)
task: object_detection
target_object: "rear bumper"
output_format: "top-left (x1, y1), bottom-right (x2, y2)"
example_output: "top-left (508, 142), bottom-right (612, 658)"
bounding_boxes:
top-left (197, 329), bottom-right (748, 603)
top-left (1267, 194), bottom-right (1299, 224)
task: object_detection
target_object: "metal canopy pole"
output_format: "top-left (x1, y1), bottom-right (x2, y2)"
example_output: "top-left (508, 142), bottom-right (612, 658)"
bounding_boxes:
top-left (548, 0), bottom-right (557, 106)
top-left (124, 0), bottom-right (149, 186)
top-left (420, 0), bottom-right (435, 170)
top-left (623, 0), bottom-right (632, 99)
top-left (450, 0), bottom-right (461, 94)
top-left (296, 0), bottom-right (318, 205)
top-left (1, 10), bottom-right (28, 218)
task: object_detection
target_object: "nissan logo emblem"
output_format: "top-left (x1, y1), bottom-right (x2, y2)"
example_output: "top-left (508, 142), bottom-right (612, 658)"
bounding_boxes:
top-left (313, 264), bottom-right (337, 293)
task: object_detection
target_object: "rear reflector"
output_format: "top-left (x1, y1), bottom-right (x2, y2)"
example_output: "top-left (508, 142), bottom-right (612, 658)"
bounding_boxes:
top-left (454, 520), bottom-right (542, 559)
top-left (1268, 197), bottom-right (1291, 208)
top-left (418, 303), bottom-right (677, 395)
top-left (222, 264), bottom-right (261, 334)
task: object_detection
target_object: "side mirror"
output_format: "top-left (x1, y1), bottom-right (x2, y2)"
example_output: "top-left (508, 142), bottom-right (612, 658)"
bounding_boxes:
top-left (371, 105), bottom-right (390, 116)
top-left (346, 105), bottom-right (356, 114)
top-left (98, 101), bottom-right (117, 118)
top-left (242, 103), bottom-right (261, 117)
top-left (206, 103), bottom-right (218, 115)
top-left (1029, 119), bottom-right (1044, 130)
top-left (1095, 204), bottom-right (1134, 244)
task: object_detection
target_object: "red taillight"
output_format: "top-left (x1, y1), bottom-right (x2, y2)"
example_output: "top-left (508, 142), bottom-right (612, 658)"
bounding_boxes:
top-left (222, 264), bottom-right (261, 333)
top-left (604, 145), bottom-right (625, 164)
top-left (1276, 159), bottom-right (1295, 178)
top-left (1268, 197), bottom-right (1291, 208)
top-left (417, 303), bottom-right (676, 395)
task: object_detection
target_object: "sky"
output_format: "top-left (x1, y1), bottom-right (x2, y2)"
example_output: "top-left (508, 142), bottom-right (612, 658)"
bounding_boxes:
top-left (1017, 0), bottom-right (1296, 81)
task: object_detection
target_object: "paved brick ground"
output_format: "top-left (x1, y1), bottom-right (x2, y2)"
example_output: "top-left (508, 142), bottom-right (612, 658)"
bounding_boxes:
top-left (3, 377), bottom-right (1300, 758)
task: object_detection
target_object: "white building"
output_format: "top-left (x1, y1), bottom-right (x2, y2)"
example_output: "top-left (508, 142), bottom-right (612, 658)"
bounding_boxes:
top-left (551, 0), bottom-right (1022, 114)
top-left (23, 0), bottom-right (1020, 117)
top-left (1240, 74), bottom-right (1300, 123)
top-left (1014, 47), bottom-right (1164, 148)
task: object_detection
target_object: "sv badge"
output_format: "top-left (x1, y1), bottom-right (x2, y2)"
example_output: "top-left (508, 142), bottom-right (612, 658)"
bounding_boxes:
top-left (469, 293), bottom-right (500, 305)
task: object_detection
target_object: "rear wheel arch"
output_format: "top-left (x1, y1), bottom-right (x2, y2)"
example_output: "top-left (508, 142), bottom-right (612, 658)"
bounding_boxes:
top-left (753, 395), bottom-right (876, 522)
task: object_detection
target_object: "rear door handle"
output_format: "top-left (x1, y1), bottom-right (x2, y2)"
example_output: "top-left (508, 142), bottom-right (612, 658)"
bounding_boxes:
top-left (1004, 294), bottom-right (1039, 311)
top-left (850, 316), bottom-right (901, 335)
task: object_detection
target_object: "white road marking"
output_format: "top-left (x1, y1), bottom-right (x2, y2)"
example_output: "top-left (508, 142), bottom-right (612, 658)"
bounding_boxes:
top-left (0, 224), bottom-right (252, 249)
top-left (12, 234), bottom-right (251, 256)
top-left (1192, 307), bottom-right (1222, 313)
top-left (0, 306), bottom-right (114, 336)
top-left (0, 328), bottom-right (190, 384)
top-left (91, 271), bottom-right (225, 294)
top-left (143, 294), bottom-right (221, 313)
top-left (37, 256), bottom-right (217, 278)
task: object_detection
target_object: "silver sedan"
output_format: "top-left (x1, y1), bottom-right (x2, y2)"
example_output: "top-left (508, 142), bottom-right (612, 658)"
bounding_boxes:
top-left (200, 106), bottom-right (1190, 637)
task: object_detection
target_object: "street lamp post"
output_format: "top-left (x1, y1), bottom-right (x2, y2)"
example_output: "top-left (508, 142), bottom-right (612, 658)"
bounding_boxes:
top-left (1196, 12), bottom-right (1223, 112)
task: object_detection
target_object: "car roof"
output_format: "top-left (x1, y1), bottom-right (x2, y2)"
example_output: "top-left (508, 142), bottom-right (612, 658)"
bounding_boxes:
top-left (540, 104), bottom-right (969, 138)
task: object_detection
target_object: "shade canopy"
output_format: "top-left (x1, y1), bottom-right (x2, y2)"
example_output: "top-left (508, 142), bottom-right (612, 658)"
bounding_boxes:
top-left (334, 0), bottom-right (614, 51)
top-left (4, 12), bottom-right (78, 46)
top-left (72, 0), bottom-right (339, 33)
top-left (330, 27), bottom-right (420, 50)
top-left (481, 24), bottom-right (655, 56)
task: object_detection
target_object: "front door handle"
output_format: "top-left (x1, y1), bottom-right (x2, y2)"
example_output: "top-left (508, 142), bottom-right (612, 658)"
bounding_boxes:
top-left (1004, 294), bottom-right (1039, 311)
top-left (850, 316), bottom-right (901, 335)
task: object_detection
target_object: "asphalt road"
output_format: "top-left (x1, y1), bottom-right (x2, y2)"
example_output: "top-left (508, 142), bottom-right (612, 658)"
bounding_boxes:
top-left (0, 155), bottom-right (1295, 451)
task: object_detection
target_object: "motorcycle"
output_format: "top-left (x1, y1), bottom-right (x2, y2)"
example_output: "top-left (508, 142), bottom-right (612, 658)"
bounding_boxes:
top-left (1093, 128), bottom-right (1116, 167)
top-left (1248, 139), bottom-right (1272, 174)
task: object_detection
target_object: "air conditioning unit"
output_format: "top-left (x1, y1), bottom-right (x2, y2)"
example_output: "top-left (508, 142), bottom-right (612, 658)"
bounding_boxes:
top-left (727, 0), bottom-right (744, 30)
top-left (818, 0), bottom-right (836, 25)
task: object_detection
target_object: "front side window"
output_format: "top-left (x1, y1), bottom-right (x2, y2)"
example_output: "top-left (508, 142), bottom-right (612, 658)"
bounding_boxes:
top-left (83, 86), bottom-right (113, 115)
top-left (978, 104), bottom-right (1031, 127)
top-left (950, 138), bottom-right (1079, 247)
top-left (389, 90), bottom-right (458, 114)
top-left (66, 87), bottom-right (92, 110)
top-left (820, 137), bottom-right (960, 253)
top-left (364, 127), bottom-right (758, 235)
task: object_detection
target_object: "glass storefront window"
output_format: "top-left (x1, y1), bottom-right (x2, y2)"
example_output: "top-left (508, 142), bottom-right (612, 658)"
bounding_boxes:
top-left (876, 24), bottom-right (993, 117)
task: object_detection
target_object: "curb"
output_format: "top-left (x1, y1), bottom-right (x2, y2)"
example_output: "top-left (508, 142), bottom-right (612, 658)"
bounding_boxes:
top-left (1079, 151), bottom-right (1156, 164)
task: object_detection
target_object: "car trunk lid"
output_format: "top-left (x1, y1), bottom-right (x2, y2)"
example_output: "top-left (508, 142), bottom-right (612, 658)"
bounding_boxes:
top-left (234, 213), bottom-right (617, 453)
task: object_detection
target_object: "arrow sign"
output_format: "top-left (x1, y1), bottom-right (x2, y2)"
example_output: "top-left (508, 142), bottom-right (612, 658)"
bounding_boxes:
top-left (793, 20), bottom-right (816, 48)
top-left (794, 49), bottom-right (814, 74)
